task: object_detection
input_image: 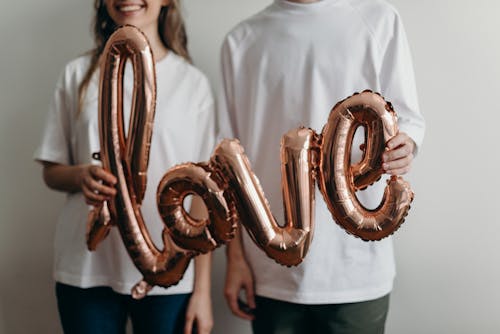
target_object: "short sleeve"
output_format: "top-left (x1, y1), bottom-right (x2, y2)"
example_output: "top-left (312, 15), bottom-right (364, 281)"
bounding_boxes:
top-left (33, 68), bottom-right (73, 165)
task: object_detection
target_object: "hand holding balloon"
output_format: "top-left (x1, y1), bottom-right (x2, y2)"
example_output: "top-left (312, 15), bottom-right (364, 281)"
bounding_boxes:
top-left (317, 91), bottom-right (414, 241)
top-left (382, 132), bottom-right (415, 175)
top-left (78, 164), bottom-right (117, 206)
top-left (223, 229), bottom-right (256, 321)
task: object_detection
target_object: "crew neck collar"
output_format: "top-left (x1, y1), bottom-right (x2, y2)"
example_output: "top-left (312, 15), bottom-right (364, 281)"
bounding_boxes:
top-left (155, 49), bottom-right (174, 68)
top-left (274, 0), bottom-right (337, 13)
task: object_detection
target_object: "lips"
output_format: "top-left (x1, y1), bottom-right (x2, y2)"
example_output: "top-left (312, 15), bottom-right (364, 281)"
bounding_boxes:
top-left (115, 3), bottom-right (145, 13)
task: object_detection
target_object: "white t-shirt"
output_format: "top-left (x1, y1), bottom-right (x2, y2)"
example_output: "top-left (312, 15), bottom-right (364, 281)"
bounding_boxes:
top-left (218, 0), bottom-right (425, 304)
top-left (35, 52), bottom-right (215, 295)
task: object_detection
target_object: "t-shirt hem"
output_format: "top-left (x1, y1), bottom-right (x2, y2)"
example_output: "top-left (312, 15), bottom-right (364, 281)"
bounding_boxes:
top-left (54, 271), bottom-right (194, 296)
top-left (33, 149), bottom-right (69, 165)
top-left (255, 280), bottom-right (394, 305)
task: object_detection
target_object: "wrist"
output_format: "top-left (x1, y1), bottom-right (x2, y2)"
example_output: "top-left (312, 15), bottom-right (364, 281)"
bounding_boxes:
top-left (191, 286), bottom-right (212, 300)
top-left (226, 239), bottom-right (246, 260)
top-left (226, 250), bottom-right (245, 264)
top-left (226, 253), bottom-right (250, 271)
top-left (74, 165), bottom-right (85, 190)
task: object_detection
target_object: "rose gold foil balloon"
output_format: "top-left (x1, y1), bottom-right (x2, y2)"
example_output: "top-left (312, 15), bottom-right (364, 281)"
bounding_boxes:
top-left (156, 129), bottom-right (317, 267)
top-left (86, 27), bottom-right (414, 295)
top-left (209, 128), bottom-right (317, 266)
top-left (86, 25), bottom-right (237, 299)
top-left (317, 91), bottom-right (414, 240)
top-left (157, 162), bottom-right (237, 254)
top-left (86, 201), bottom-right (112, 251)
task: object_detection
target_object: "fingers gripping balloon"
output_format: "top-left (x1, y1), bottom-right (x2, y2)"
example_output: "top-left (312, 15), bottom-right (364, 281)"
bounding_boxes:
top-left (87, 26), bottom-right (414, 297)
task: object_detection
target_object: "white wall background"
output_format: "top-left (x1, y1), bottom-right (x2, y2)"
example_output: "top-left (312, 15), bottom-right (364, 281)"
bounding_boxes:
top-left (1, 0), bottom-right (499, 333)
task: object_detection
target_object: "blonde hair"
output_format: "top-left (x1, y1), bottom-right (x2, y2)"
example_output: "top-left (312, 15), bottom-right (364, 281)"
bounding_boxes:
top-left (78, 0), bottom-right (191, 112)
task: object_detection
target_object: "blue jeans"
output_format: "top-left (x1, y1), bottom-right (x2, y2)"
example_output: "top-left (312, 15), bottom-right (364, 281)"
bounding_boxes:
top-left (55, 282), bottom-right (191, 334)
top-left (252, 294), bottom-right (390, 334)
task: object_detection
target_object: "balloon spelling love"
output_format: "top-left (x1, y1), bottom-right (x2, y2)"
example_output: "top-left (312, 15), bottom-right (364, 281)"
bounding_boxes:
top-left (87, 25), bottom-right (414, 298)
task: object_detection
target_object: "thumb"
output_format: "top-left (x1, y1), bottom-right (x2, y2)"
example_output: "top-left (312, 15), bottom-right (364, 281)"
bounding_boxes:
top-left (245, 283), bottom-right (256, 309)
top-left (184, 314), bottom-right (194, 334)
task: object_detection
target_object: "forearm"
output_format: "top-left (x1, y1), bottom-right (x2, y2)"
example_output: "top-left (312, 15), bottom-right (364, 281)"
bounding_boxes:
top-left (189, 195), bottom-right (213, 294)
top-left (226, 226), bottom-right (247, 262)
top-left (223, 225), bottom-right (256, 320)
top-left (193, 253), bottom-right (212, 295)
top-left (187, 252), bottom-right (214, 333)
top-left (42, 162), bottom-right (83, 193)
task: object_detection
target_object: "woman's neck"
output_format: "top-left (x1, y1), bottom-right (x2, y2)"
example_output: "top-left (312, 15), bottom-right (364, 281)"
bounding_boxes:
top-left (141, 26), bottom-right (169, 62)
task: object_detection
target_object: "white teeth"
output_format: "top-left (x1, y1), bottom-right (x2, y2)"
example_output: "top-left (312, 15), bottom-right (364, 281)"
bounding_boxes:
top-left (118, 5), bottom-right (142, 12)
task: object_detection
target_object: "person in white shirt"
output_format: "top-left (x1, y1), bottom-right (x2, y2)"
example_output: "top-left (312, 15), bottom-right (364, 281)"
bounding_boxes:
top-left (34, 1), bottom-right (214, 333)
top-left (218, 0), bottom-right (425, 333)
